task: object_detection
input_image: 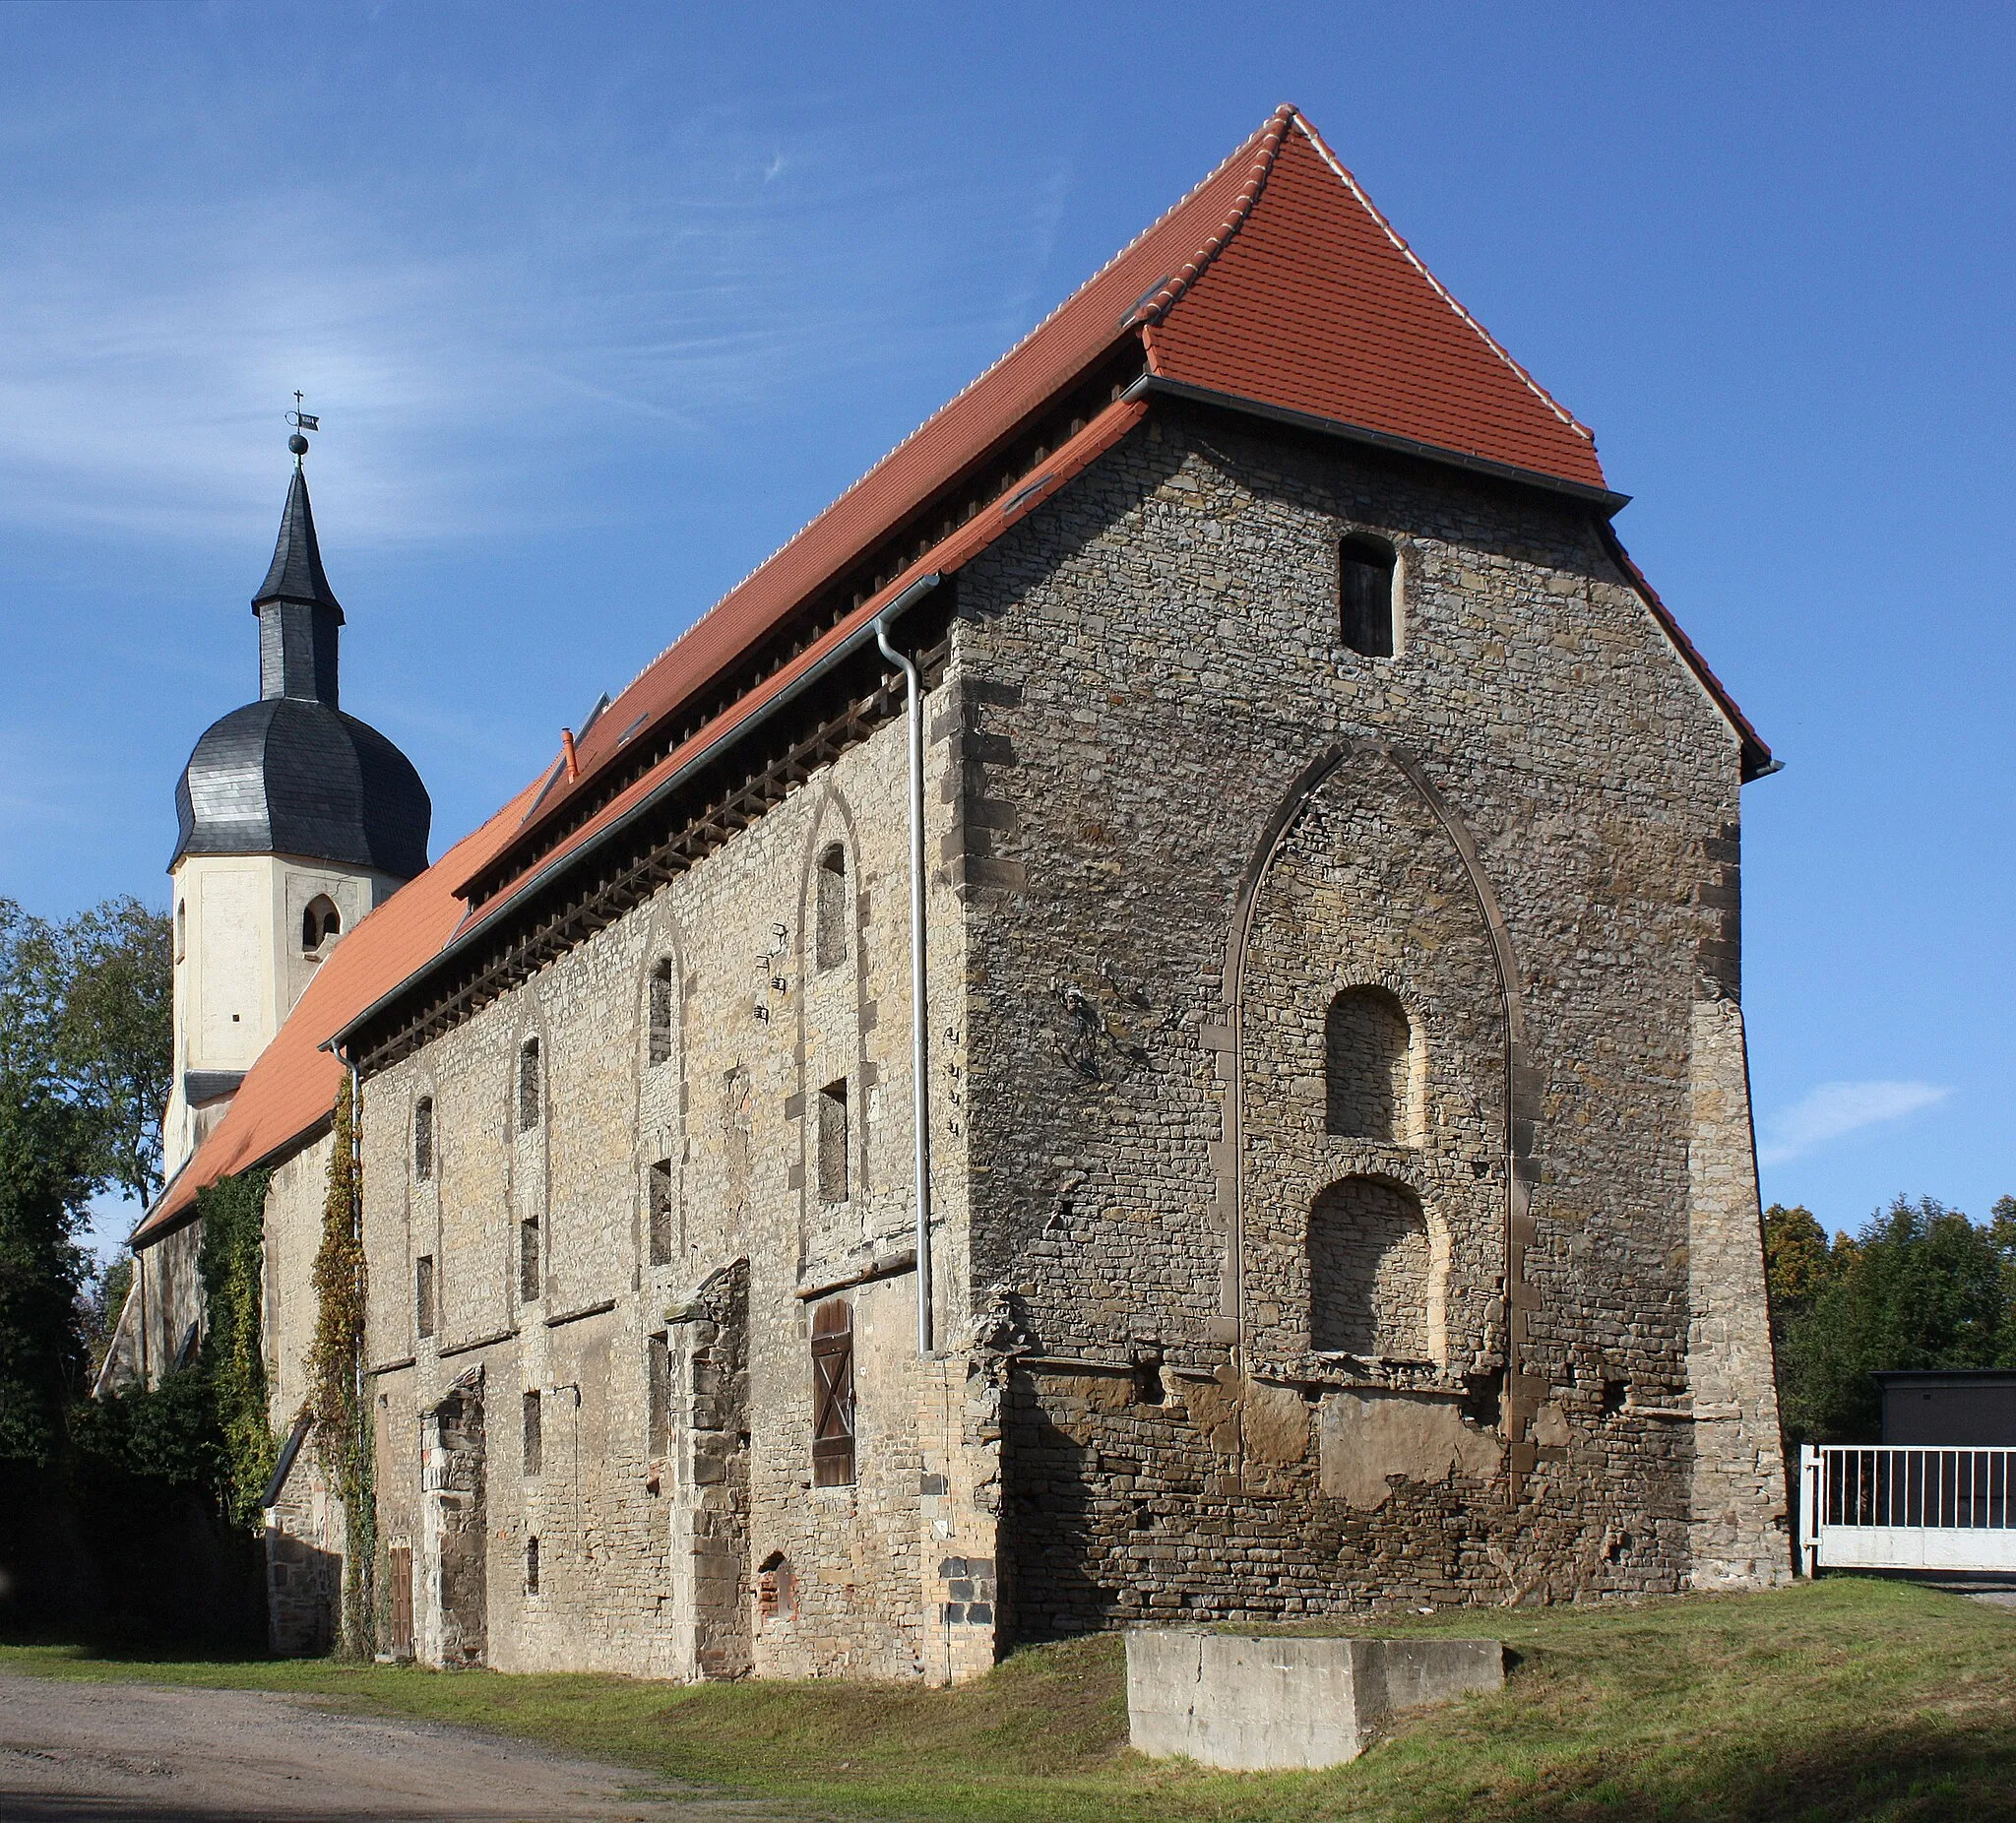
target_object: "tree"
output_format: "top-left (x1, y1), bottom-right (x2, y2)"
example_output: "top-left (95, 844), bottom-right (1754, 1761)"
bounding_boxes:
top-left (1778, 1196), bottom-right (2008, 1443)
top-left (0, 905), bottom-right (97, 1462)
top-left (1763, 1203), bottom-right (1837, 1348)
top-left (0, 1089), bottom-right (94, 1461)
top-left (53, 899), bottom-right (172, 1206)
top-left (0, 895), bottom-right (171, 1461)
top-left (1992, 1196), bottom-right (2016, 1365)
top-left (4, 897), bottom-right (172, 1207)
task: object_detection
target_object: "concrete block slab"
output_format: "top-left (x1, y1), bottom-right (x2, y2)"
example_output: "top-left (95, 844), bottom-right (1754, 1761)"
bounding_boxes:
top-left (1127, 1628), bottom-right (1504, 1770)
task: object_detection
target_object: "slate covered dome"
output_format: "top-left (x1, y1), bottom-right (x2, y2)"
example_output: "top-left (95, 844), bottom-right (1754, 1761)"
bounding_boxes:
top-left (171, 461), bottom-right (431, 878)
top-left (173, 697), bottom-right (431, 875)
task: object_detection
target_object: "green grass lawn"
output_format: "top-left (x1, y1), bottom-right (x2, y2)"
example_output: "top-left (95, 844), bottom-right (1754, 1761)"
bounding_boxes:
top-left (7, 1578), bottom-right (2016, 1821)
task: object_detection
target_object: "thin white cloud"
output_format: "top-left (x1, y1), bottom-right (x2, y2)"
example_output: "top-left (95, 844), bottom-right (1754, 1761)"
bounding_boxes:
top-left (1758, 1080), bottom-right (1950, 1166)
top-left (0, 98), bottom-right (1050, 551)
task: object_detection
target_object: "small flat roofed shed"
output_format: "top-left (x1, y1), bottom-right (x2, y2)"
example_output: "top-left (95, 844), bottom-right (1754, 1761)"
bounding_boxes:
top-left (1876, 1371), bottom-right (2016, 1448)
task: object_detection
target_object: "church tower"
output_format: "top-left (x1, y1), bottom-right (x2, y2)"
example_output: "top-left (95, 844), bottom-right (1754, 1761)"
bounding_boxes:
top-left (163, 429), bottom-right (431, 1176)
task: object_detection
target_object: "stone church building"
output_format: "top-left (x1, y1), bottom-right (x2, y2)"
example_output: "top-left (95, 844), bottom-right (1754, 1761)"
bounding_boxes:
top-left (115, 104), bottom-right (1790, 1676)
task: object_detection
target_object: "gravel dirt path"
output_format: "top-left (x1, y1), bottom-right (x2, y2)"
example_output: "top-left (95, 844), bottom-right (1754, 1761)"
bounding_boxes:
top-left (0, 1671), bottom-right (803, 1823)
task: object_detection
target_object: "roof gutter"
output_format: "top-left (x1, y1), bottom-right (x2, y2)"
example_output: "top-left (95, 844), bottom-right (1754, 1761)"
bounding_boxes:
top-left (335, 572), bottom-right (946, 1058)
top-left (1122, 373), bottom-right (1632, 516)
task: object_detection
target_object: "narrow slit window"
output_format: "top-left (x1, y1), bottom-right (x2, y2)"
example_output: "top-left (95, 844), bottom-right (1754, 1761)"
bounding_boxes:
top-left (413, 1097), bottom-right (434, 1182)
top-left (519, 1217), bottom-right (541, 1303)
top-left (174, 900), bottom-right (186, 963)
top-left (523, 1389), bottom-right (542, 1477)
top-left (525, 1536), bottom-right (540, 1595)
top-left (648, 1332), bottom-right (672, 1460)
top-left (414, 1255), bottom-right (436, 1340)
top-left (648, 1159), bottom-right (675, 1265)
top-left (811, 1298), bottom-right (856, 1486)
top-left (1340, 535), bottom-right (1397, 659)
top-left (518, 1037), bottom-right (541, 1132)
top-left (817, 1078), bottom-right (850, 1204)
top-left (648, 959), bottom-right (674, 1066)
top-left (815, 844), bottom-right (849, 972)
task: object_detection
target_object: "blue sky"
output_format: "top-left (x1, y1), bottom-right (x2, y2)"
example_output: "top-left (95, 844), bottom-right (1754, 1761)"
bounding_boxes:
top-left (2, 2), bottom-right (2010, 1254)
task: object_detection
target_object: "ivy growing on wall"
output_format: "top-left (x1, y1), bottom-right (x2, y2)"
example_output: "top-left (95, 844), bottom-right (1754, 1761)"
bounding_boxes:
top-left (306, 1070), bottom-right (375, 1656)
top-left (193, 1166), bottom-right (274, 1528)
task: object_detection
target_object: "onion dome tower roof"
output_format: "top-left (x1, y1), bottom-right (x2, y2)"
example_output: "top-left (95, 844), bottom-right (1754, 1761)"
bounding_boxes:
top-left (171, 447), bottom-right (430, 878)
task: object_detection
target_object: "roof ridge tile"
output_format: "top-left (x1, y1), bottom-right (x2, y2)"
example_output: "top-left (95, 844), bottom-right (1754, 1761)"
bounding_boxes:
top-left (1128, 102), bottom-right (1294, 334)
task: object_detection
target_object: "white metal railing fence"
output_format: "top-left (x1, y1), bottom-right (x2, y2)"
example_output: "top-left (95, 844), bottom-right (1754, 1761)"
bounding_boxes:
top-left (1800, 1443), bottom-right (2016, 1574)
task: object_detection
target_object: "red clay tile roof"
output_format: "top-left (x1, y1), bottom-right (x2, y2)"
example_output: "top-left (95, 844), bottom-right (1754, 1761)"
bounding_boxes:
top-left (134, 780), bottom-right (545, 1243)
top-left (1140, 114), bottom-right (1606, 490)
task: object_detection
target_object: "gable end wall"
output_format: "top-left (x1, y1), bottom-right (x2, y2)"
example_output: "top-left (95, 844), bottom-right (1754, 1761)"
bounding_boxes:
top-left (950, 400), bottom-right (1786, 1634)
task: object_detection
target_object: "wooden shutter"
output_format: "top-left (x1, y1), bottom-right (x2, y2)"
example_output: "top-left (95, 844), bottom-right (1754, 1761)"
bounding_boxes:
top-left (810, 1299), bottom-right (856, 1486)
top-left (388, 1545), bottom-right (414, 1658)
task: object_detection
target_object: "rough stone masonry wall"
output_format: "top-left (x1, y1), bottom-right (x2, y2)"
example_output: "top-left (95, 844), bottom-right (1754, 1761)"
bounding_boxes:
top-left (1686, 996), bottom-right (1790, 1587)
top-left (135, 1218), bottom-right (205, 1385)
top-left (950, 400), bottom-right (1787, 1637)
top-left (357, 707), bottom-right (982, 1678)
top-left (259, 1132), bottom-right (346, 1655)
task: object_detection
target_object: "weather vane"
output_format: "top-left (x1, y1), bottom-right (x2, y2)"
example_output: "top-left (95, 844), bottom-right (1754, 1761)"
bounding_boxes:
top-left (284, 392), bottom-right (320, 465)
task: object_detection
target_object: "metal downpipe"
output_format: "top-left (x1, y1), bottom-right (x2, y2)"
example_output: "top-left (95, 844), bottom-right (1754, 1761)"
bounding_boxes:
top-left (875, 586), bottom-right (937, 1355)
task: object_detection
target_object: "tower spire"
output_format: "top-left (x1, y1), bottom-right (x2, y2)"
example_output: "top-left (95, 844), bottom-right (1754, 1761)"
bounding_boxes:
top-left (257, 398), bottom-right (340, 613)
top-left (253, 407), bottom-right (344, 704)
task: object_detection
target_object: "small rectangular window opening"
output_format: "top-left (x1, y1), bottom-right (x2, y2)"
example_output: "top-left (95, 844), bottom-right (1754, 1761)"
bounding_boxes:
top-left (414, 1255), bottom-right (435, 1340)
top-left (811, 1298), bottom-right (856, 1486)
top-left (518, 1037), bottom-right (541, 1132)
top-left (815, 845), bottom-right (849, 972)
top-left (523, 1389), bottom-right (542, 1476)
top-left (649, 960), bottom-right (674, 1067)
top-left (757, 1554), bottom-right (796, 1622)
top-left (1340, 535), bottom-right (1397, 660)
top-left (525, 1536), bottom-right (540, 1595)
top-left (519, 1218), bottom-right (541, 1303)
top-left (816, 1079), bottom-right (850, 1204)
top-left (648, 1159), bottom-right (675, 1266)
top-left (413, 1098), bottom-right (434, 1182)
